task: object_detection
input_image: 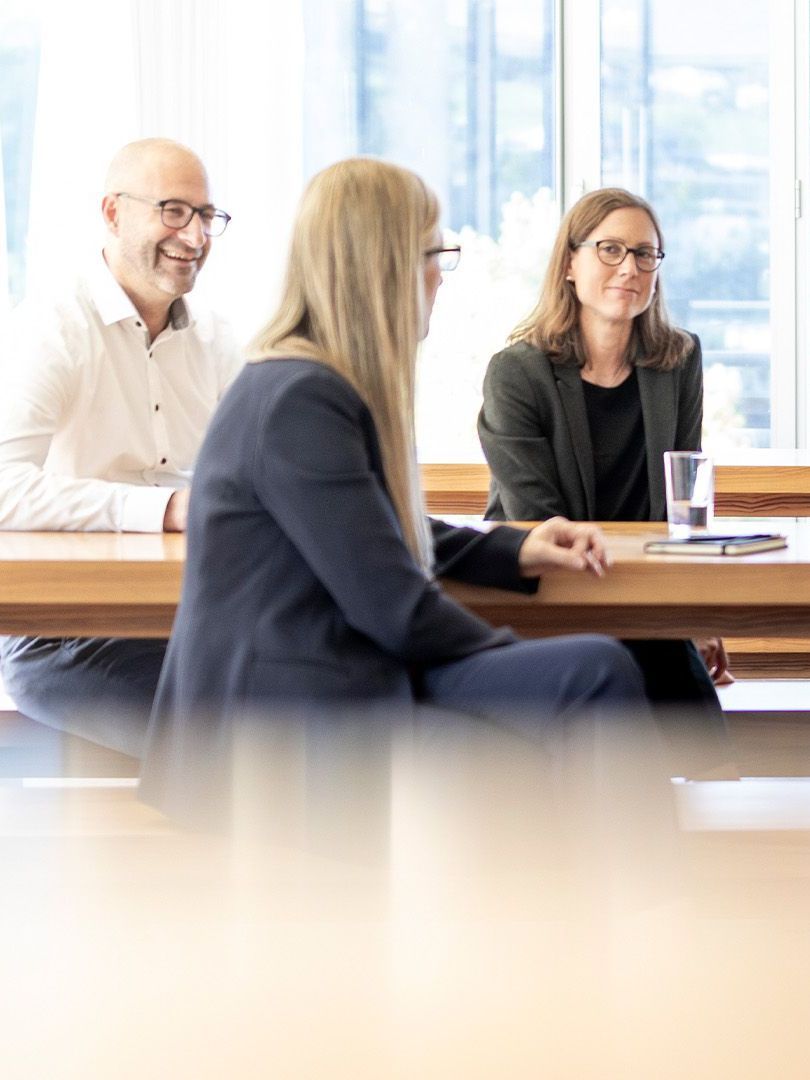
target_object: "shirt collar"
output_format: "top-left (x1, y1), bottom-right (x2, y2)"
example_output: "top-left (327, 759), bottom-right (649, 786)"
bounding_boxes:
top-left (86, 251), bottom-right (193, 330)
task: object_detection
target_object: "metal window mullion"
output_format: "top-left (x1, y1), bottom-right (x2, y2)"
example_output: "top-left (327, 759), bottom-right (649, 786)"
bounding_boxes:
top-left (794, 0), bottom-right (810, 448)
top-left (560, 0), bottom-right (601, 214)
top-left (769, 0), bottom-right (799, 448)
top-left (465, 0), bottom-right (497, 235)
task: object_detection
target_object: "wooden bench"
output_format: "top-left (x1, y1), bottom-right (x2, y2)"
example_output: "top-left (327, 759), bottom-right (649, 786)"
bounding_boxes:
top-left (421, 458), bottom-right (810, 518)
top-left (420, 459), bottom-right (810, 679)
top-left (421, 462), bottom-right (490, 515)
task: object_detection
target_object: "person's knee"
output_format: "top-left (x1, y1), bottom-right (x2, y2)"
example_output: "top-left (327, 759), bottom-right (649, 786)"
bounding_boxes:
top-left (584, 636), bottom-right (646, 700)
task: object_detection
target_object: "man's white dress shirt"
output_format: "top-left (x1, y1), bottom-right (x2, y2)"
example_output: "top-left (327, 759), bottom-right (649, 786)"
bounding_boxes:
top-left (0, 254), bottom-right (243, 531)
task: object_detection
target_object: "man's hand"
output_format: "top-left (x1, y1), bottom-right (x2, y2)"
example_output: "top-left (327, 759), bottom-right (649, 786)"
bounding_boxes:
top-left (163, 489), bottom-right (190, 533)
top-left (517, 516), bottom-right (611, 578)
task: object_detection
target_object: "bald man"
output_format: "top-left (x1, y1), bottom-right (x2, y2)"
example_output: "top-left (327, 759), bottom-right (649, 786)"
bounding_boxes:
top-left (0, 138), bottom-right (243, 757)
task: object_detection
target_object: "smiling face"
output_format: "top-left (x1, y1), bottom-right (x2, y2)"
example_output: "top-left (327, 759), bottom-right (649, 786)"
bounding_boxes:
top-left (102, 143), bottom-right (212, 314)
top-left (566, 206), bottom-right (659, 332)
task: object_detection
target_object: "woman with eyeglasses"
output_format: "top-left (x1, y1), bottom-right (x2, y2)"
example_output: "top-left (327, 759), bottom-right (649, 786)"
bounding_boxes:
top-left (478, 187), bottom-right (732, 763)
top-left (140, 162), bottom-right (658, 826)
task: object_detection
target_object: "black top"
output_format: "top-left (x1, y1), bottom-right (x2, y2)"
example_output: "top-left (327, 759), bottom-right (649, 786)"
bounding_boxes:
top-left (581, 369), bottom-right (650, 521)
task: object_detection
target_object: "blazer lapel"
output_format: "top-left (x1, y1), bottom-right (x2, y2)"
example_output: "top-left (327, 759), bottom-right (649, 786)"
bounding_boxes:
top-left (637, 365), bottom-right (677, 521)
top-left (553, 364), bottom-right (597, 519)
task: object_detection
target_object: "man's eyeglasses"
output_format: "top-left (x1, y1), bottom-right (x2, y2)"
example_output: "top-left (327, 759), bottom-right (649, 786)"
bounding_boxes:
top-left (425, 245), bottom-right (462, 272)
top-left (575, 239), bottom-right (664, 272)
top-left (116, 192), bottom-right (232, 237)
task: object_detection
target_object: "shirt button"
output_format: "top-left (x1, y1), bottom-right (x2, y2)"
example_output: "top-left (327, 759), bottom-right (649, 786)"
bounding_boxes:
top-left (155, 404), bottom-right (160, 412)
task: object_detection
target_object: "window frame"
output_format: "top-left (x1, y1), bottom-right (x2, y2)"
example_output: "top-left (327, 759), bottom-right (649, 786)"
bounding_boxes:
top-left (561, 0), bottom-right (801, 453)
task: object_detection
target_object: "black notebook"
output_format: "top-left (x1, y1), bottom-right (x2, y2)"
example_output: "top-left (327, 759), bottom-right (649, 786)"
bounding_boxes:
top-left (643, 533), bottom-right (788, 556)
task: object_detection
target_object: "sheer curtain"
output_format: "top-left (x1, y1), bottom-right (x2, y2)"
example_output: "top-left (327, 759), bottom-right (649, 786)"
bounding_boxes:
top-left (0, 137), bottom-right (8, 313)
top-left (25, 1), bottom-right (138, 296)
top-left (25, 0), bottom-right (305, 342)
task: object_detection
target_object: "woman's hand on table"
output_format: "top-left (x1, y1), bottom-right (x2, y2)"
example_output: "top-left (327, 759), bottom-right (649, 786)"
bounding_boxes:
top-left (517, 517), bottom-right (611, 578)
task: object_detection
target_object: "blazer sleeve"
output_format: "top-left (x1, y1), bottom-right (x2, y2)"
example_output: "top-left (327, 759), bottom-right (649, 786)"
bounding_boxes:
top-left (478, 346), bottom-right (571, 520)
top-left (252, 369), bottom-right (518, 665)
top-left (431, 518), bottom-right (538, 594)
top-left (674, 334), bottom-right (704, 451)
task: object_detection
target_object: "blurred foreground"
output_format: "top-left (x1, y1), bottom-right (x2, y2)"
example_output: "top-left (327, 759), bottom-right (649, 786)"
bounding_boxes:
top-left (2, 707), bottom-right (809, 1079)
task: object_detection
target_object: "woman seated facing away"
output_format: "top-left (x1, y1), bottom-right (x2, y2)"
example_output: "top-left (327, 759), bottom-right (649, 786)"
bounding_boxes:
top-left (140, 160), bottom-right (657, 828)
top-left (478, 186), bottom-right (731, 754)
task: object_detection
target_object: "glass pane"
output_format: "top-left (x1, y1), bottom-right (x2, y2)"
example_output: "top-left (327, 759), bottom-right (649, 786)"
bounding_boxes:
top-left (304, 0), bottom-right (557, 460)
top-left (601, 0), bottom-right (771, 449)
top-left (0, 7), bottom-right (40, 305)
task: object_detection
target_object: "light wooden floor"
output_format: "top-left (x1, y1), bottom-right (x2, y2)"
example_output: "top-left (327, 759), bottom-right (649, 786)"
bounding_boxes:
top-left (2, 702), bottom-right (810, 1078)
top-left (1, 775), bottom-right (808, 1079)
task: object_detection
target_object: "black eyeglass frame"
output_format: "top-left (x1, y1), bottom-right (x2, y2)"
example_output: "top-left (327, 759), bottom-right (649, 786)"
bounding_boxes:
top-left (424, 245), bottom-right (462, 271)
top-left (115, 192), bottom-right (232, 237)
top-left (574, 239), bottom-right (665, 272)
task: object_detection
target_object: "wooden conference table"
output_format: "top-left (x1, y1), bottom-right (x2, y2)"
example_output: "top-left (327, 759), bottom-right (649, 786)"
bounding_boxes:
top-left (0, 520), bottom-right (808, 641)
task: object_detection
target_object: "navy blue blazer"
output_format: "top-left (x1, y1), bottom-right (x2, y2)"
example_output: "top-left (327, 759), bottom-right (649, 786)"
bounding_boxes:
top-left (143, 359), bottom-right (537, 792)
top-left (478, 336), bottom-right (703, 522)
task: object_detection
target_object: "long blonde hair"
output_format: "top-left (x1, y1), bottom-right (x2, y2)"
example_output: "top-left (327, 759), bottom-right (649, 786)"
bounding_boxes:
top-left (247, 158), bottom-right (435, 570)
top-left (510, 187), bottom-right (691, 371)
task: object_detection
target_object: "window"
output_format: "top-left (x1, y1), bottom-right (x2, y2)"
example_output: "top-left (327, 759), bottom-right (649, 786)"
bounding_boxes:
top-left (601, 0), bottom-right (772, 450)
top-left (302, 0), bottom-right (557, 460)
top-left (0, 7), bottom-right (39, 307)
top-left (1, 0), bottom-right (806, 458)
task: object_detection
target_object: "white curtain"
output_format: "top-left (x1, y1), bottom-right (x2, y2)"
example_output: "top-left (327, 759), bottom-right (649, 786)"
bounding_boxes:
top-left (25, 1), bottom-right (138, 296)
top-left (129, 0), bottom-right (307, 342)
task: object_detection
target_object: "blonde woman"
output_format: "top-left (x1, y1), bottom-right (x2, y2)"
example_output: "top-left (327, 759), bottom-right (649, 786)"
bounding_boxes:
top-left (141, 161), bottom-right (652, 819)
top-left (479, 187), bottom-right (730, 739)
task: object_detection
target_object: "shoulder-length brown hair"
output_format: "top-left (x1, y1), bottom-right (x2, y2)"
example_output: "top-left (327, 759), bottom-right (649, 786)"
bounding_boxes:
top-left (510, 187), bottom-right (692, 371)
top-left (246, 157), bottom-right (435, 571)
